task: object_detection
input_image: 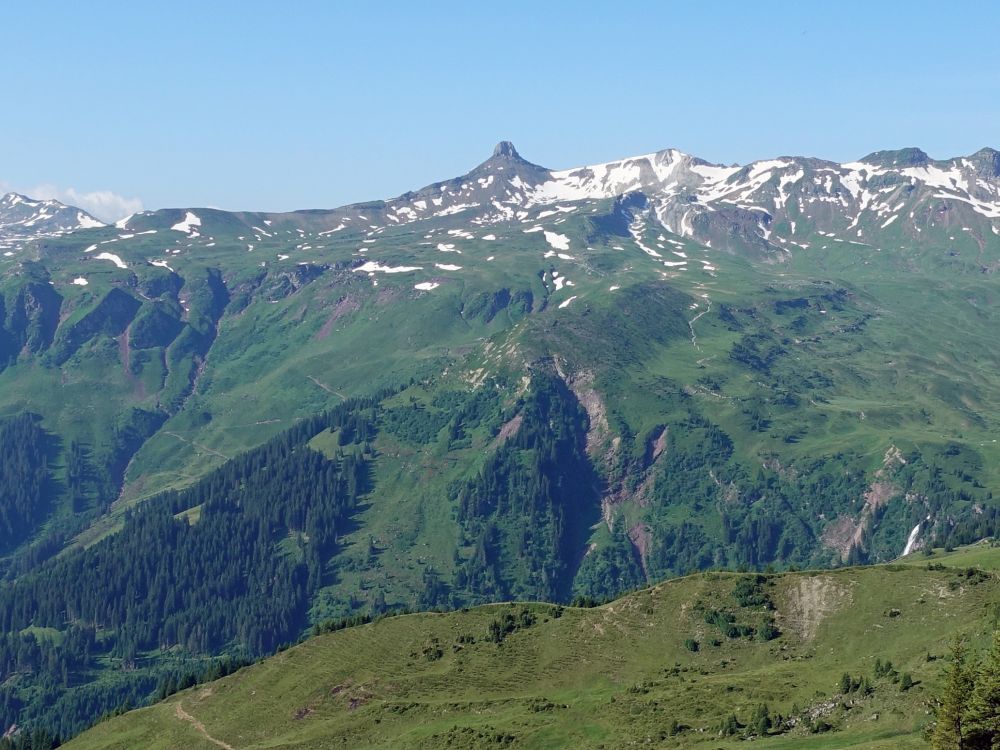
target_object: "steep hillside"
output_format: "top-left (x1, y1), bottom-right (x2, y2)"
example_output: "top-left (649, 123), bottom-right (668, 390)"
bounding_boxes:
top-left (62, 547), bottom-right (1000, 749)
top-left (3, 142), bottom-right (998, 566)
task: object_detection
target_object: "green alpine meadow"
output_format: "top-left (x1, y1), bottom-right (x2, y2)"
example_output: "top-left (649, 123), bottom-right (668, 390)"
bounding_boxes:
top-left (57, 545), bottom-right (1000, 749)
top-left (2, 136), bottom-right (1000, 747)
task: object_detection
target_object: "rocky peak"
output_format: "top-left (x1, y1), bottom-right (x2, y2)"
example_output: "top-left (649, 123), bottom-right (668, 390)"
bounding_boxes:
top-left (492, 141), bottom-right (521, 159)
top-left (1, 193), bottom-right (34, 209)
top-left (470, 141), bottom-right (548, 179)
top-left (860, 147), bottom-right (930, 168)
top-left (967, 147), bottom-right (1000, 178)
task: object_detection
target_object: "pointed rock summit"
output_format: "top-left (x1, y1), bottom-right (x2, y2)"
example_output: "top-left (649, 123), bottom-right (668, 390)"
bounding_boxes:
top-left (492, 141), bottom-right (521, 159)
top-left (471, 140), bottom-right (547, 176)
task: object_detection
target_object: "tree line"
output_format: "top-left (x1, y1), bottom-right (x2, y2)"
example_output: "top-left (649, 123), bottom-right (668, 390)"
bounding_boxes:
top-left (0, 395), bottom-right (381, 741)
top-left (0, 415), bottom-right (52, 554)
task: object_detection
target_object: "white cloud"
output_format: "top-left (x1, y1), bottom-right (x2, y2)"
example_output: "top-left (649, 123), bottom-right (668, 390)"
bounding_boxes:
top-left (24, 184), bottom-right (143, 224)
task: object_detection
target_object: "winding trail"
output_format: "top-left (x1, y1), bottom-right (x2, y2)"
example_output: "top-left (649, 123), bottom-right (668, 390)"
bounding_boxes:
top-left (687, 298), bottom-right (711, 351)
top-left (163, 431), bottom-right (230, 461)
top-left (174, 701), bottom-right (236, 750)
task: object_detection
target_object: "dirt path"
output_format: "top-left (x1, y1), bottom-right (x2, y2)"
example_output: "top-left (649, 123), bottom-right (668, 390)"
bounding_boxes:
top-left (307, 375), bottom-right (347, 400)
top-left (164, 431), bottom-right (230, 461)
top-left (174, 701), bottom-right (236, 750)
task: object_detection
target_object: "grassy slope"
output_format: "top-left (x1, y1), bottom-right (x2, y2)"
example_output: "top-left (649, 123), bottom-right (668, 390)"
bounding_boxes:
top-left (65, 547), bottom-right (1000, 750)
top-left (58, 218), bottom-right (1000, 603)
top-left (2, 194), bottom-right (997, 570)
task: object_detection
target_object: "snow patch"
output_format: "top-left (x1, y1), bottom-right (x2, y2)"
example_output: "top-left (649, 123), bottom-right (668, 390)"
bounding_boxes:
top-left (95, 252), bottom-right (127, 269)
top-left (354, 262), bottom-right (421, 274)
top-left (543, 231), bottom-right (570, 251)
top-left (901, 165), bottom-right (965, 191)
top-left (171, 211), bottom-right (202, 235)
top-left (77, 213), bottom-right (105, 229)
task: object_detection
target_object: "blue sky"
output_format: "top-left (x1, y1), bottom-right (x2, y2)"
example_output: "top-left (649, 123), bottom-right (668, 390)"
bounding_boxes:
top-left (1, 1), bottom-right (998, 220)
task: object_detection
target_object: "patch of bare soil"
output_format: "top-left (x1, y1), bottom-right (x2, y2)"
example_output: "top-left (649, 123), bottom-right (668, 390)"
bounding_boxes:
top-left (315, 295), bottom-right (360, 339)
top-left (628, 523), bottom-right (652, 578)
top-left (494, 413), bottom-right (523, 446)
top-left (823, 445), bottom-right (905, 559)
top-left (779, 575), bottom-right (852, 641)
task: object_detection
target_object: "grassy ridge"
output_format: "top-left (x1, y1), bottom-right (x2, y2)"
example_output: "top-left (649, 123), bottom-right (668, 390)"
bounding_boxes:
top-left (65, 547), bottom-right (1000, 749)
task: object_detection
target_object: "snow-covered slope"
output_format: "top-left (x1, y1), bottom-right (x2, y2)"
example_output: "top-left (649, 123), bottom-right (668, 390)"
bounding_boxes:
top-left (0, 193), bottom-right (106, 253)
top-left (367, 142), bottom-right (1000, 258)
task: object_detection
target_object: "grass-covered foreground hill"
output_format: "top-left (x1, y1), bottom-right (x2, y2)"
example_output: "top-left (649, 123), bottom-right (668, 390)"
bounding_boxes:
top-left (63, 545), bottom-right (1000, 750)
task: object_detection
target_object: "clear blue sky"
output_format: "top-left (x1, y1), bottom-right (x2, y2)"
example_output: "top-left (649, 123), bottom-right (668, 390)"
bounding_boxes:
top-left (1, 0), bottom-right (998, 220)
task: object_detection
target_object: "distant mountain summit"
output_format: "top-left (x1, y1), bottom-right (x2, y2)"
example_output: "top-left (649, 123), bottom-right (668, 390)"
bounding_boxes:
top-left (0, 192), bottom-right (105, 253)
top-left (486, 140), bottom-right (533, 163)
top-left (104, 141), bottom-right (1000, 264)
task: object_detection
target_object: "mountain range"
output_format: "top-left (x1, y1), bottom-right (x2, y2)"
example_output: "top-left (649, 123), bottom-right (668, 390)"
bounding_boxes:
top-left (0, 140), bottom-right (999, 743)
top-left (75, 140), bottom-right (1000, 262)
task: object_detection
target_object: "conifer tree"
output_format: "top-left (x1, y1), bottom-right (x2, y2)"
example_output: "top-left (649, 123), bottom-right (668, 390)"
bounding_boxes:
top-left (966, 632), bottom-right (1000, 748)
top-left (750, 703), bottom-right (772, 735)
top-left (839, 672), bottom-right (853, 694)
top-left (930, 637), bottom-right (975, 750)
